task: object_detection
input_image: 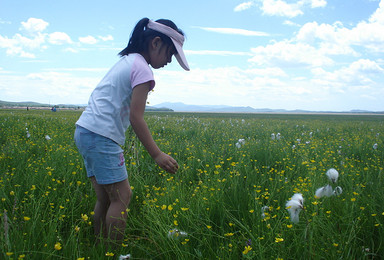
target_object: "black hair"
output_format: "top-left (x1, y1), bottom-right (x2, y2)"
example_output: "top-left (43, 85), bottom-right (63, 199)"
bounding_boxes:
top-left (118, 18), bottom-right (185, 57)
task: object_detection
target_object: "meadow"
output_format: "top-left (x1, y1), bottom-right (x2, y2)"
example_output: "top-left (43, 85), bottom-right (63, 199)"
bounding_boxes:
top-left (0, 109), bottom-right (383, 259)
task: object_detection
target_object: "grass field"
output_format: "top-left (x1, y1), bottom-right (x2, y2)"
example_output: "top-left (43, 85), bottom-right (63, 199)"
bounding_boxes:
top-left (1, 109), bottom-right (383, 259)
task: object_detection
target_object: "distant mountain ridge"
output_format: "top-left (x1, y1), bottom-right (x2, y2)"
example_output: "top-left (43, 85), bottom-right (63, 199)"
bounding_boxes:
top-left (153, 102), bottom-right (384, 114)
top-left (1, 100), bottom-right (382, 114)
top-left (0, 100), bottom-right (173, 112)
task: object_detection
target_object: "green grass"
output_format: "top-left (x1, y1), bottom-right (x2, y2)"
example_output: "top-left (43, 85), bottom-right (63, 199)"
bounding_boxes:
top-left (1, 109), bottom-right (383, 259)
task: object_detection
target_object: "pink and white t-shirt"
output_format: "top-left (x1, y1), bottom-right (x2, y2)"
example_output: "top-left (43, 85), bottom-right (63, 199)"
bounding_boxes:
top-left (76, 53), bottom-right (155, 145)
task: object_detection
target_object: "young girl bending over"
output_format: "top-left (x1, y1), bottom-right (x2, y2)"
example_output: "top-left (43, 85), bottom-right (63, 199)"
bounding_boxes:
top-left (74, 18), bottom-right (189, 245)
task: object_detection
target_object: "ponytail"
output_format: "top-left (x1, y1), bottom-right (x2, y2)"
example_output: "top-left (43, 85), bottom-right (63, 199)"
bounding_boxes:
top-left (119, 18), bottom-right (149, 56)
top-left (119, 18), bottom-right (184, 57)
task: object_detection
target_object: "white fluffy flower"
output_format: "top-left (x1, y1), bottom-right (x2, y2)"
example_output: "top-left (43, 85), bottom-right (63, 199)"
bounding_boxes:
top-left (291, 193), bottom-right (304, 205)
top-left (26, 128), bottom-right (31, 138)
top-left (261, 206), bottom-right (269, 219)
top-left (45, 135), bottom-right (51, 140)
top-left (235, 138), bottom-right (245, 148)
top-left (333, 186), bottom-right (343, 196)
top-left (167, 229), bottom-right (188, 239)
top-left (326, 168), bottom-right (339, 183)
top-left (373, 143), bottom-right (378, 150)
top-left (286, 193), bottom-right (304, 223)
top-left (315, 185), bottom-right (333, 198)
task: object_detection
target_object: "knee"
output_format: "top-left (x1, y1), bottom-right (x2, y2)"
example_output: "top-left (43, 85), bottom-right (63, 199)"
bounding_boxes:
top-left (110, 186), bottom-right (132, 205)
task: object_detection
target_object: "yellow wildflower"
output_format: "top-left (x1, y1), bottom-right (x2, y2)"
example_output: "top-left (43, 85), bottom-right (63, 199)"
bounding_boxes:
top-left (242, 245), bottom-right (252, 255)
top-left (54, 242), bottom-right (62, 250)
top-left (81, 214), bottom-right (88, 222)
top-left (275, 237), bottom-right (284, 243)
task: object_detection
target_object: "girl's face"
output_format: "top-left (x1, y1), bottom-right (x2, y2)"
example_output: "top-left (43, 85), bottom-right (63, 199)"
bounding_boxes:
top-left (148, 37), bottom-right (176, 69)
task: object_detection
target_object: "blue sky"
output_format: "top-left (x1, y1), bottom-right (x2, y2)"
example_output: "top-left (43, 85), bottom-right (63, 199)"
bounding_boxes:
top-left (1, 0), bottom-right (383, 111)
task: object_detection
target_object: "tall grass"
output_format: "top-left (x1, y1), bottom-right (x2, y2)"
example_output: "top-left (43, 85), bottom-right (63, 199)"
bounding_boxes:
top-left (1, 109), bottom-right (383, 259)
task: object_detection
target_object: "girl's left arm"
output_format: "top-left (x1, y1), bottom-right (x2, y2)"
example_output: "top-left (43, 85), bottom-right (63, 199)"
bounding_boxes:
top-left (129, 82), bottom-right (179, 174)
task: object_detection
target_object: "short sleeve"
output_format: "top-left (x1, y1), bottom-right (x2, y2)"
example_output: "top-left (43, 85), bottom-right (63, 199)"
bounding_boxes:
top-left (130, 55), bottom-right (155, 90)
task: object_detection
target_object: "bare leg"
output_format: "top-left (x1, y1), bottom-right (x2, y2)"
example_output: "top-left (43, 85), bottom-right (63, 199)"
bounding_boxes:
top-left (90, 177), bottom-right (110, 240)
top-left (103, 179), bottom-right (132, 244)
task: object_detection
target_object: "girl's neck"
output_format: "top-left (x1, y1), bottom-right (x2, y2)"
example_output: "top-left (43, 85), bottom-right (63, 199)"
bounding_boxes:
top-left (139, 52), bottom-right (150, 65)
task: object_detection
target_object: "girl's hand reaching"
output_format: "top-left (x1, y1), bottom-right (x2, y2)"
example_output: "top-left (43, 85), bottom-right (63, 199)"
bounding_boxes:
top-left (154, 152), bottom-right (179, 174)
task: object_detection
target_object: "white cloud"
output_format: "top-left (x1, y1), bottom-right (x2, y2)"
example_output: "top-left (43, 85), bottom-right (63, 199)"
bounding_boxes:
top-left (250, 1), bottom-right (384, 70)
top-left (295, 10), bottom-right (384, 54)
top-left (98, 35), bottom-right (114, 41)
top-left (150, 66), bottom-right (329, 110)
top-left (351, 22), bottom-right (384, 52)
top-left (296, 21), bottom-right (357, 56)
top-left (0, 71), bottom-right (100, 104)
top-left (310, 0), bottom-right (327, 8)
top-left (0, 34), bottom-right (38, 58)
top-left (1, 17), bottom-right (109, 58)
top-left (283, 20), bottom-right (301, 27)
top-left (197, 26), bottom-right (269, 36)
top-left (311, 59), bottom-right (383, 90)
top-left (186, 50), bottom-right (252, 56)
top-left (260, 0), bottom-right (303, 18)
top-left (369, 0), bottom-right (384, 24)
top-left (234, 0), bottom-right (327, 16)
top-left (63, 48), bottom-right (78, 53)
top-left (249, 40), bottom-right (334, 67)
top-left (20, 18), bottom-right (49, 34)
top-left (48, 32), bottom-right (73, 45)
top-left (44, 67), bottom-right (109, 73)
top-left (79, 35), bottom-right (98, 44)
top-left (350, 59), bottom-right (384, 73)
top-left (0, 18), bottom-right (75, 58)
top-left (234, 1), bottom-right (254, 12)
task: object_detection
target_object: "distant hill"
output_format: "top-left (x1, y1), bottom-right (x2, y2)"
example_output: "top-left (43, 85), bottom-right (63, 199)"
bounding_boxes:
top-left (0, 100), bottom-right (51, 107)
top-left (0, 100), bottom-right (173, 112)
top-left (1, 100), bottom-right (382, 114)
top-left (152, 102), bottom-right (288, 113)
top-left (153, 102), bottom-right (384, 114)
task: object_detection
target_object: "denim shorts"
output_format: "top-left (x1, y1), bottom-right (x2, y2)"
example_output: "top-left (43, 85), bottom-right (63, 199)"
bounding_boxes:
top-left (74, 125), bottom-right (128, 185)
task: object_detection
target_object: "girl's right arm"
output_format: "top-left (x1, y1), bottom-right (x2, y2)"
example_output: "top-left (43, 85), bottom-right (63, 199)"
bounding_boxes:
top-left (129, 82), bottom-right (179, 174)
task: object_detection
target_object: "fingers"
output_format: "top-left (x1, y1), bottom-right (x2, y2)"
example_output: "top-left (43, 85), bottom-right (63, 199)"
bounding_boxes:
top-left (155, 152), bottom-right (179, 174)
top-left (166, 157), bottom-right (178, 174)
top-left (164, 162), bottom-right (178, 174)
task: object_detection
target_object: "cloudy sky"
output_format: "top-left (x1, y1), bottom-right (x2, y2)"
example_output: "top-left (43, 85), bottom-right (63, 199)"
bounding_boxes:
top-left (1, 0), bottom-right (384, 111)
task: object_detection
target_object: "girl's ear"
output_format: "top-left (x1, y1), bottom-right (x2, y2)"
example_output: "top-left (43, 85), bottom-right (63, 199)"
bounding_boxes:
top-left (150, 36), bottom-right (162, 50)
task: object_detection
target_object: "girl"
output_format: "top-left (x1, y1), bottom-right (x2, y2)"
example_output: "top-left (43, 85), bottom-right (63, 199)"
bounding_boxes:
top-left (74, 17), bottom-right (189, 245)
